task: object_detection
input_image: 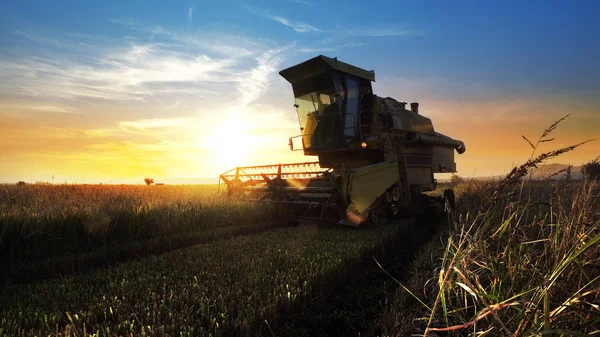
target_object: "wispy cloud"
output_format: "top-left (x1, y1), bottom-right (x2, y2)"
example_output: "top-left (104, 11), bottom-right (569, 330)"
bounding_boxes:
top-left (33, 105), bottom-right (76, 113)
top-left (188, 6), bottom-right (195, 23)
top-left (346, 27), bottom-right (423, 37)
top-left (298, 47), bottom-right (336, 53)
top-left (0, 50), bottom-right (230, 102)
top-left (0, 20), bottom-right (313, 181)
top-left (289, 0), bottom-right (312, 5)
top-left (0, 25), bottom-right (285, 106)
top-left (119, 117), bottom-right (198, 131)
top-left (298, 42), bottom-right (366, 53)
top-left (148, 25), bottom-right (259, 57)
top-left (269, 15), bottom-right (320, 33)
top-left (235, 45), bottom-right (290, 106)
top-left (252, 8), bottom-right (421, 39)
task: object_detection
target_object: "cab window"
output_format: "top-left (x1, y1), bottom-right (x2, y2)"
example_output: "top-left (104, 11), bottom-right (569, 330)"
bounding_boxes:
top-left (344, 77), bottom-right (360, 141)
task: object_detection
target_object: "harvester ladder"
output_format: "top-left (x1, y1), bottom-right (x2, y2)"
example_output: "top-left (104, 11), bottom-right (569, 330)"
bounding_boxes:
top-left (396, 142), bottom-right (412, 207)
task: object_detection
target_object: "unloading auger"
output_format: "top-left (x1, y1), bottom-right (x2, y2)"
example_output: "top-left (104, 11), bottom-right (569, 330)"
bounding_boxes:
top-left (219, 55), bottom-right (466, 227)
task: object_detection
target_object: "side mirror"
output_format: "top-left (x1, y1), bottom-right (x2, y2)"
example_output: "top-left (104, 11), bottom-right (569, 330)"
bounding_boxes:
top-left (288, 135), bottom-right (304, 151)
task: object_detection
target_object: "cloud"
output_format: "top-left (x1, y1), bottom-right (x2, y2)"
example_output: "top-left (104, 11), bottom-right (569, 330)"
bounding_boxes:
top-left (297, 42), bottom-right (364, 53)
top-left (289, 0), bottom-right (312, 5)
top-left (148, 26), bottom-right (260, 57)
top-left (245, 7), bottom-right (319, 33)
top-left (269, 15), bottom-right (320, 33)
top-left (251, 7), bottom-right (420, 41)
top-left (235, 46), bottom-right (290, 106)
top-left (118, 117), bottom-right (199, 131)
top-left (0, 22), bottom-right (318, 181)
top-left (347, 27), bottom-right (423, 37)
top-left (0, 53), bottom-right (228, 102)
top-left (0, 26), bottom-right (286, 105)
top-left (33, 105), bottom-right (76, 113)
top-left (251, 6), bottom-right (420, 38)
top-left (298, 47), bottom-right (336, 53)
top-left (188, 6), bottom-right (195, 23)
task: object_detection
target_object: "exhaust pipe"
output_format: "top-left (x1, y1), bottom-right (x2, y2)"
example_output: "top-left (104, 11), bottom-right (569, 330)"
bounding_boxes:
top-left (410, 102), bottom-right (419, 114)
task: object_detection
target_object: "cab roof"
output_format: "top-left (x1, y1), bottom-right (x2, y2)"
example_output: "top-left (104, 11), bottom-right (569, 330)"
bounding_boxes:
top-left (279, 55), bottom-right (375, 85)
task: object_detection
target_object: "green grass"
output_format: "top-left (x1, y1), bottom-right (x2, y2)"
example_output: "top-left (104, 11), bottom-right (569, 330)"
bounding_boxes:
top-left (0, 224), bottom-right (398, 337)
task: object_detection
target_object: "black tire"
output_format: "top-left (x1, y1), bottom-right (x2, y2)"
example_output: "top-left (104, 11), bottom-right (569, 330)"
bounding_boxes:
top-left (369, 209), bottom-right (380, 224)
top-left (391, 186), bottom-right (400, 201)
top-left (390, 203), bottom-right (399, 216)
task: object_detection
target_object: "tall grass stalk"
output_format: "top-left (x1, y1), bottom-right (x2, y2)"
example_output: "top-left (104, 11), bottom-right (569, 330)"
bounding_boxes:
top-left (419, 117), bottom-right (599, 336)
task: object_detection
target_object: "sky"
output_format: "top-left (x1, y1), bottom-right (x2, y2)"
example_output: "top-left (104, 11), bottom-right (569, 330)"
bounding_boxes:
top-left (0, 0), bottom-right (599, 183)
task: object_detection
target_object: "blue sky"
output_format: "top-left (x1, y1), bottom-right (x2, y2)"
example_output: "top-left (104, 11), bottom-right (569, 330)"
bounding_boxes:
top-left (3, 0), bottom-right (599, 94)
top-left (0, 0), bottom-right (599, 182)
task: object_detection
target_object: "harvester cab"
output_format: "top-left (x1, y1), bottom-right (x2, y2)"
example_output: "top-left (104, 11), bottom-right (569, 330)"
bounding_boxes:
top-left (220, 55), bottom-right (466, 226)
top-left (280, 56), bottom-right (375, 158)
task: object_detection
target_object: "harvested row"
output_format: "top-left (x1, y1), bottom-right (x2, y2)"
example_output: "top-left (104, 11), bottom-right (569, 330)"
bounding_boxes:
top-left (274, 216), bottom-right (442, 337)
top-left (0, 223), bottom-right (398, 337)
top-left (0, 184), bottom-right (272, 266)
top-left (4, 220), bottom-right (284, 284)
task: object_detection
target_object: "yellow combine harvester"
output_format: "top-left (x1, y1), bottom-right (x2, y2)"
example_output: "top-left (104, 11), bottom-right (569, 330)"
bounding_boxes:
top-left (220, 55), bottom-right (465, 226)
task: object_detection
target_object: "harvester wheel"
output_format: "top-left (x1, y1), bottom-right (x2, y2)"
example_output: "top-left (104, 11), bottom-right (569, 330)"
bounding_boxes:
top-left (389, 203), bottom-right (399, 216)
top-left (369, 209), bottom-right (381, 224)
top-left (385, 191), bottom-right (393, 203)
top-left (391, 186), bottom-right (400, 201)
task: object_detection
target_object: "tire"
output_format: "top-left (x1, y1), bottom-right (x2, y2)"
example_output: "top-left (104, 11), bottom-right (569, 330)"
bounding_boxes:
top-left (369, 209), bottom-right (381, 224)
top-left (389, 203), bottom-right (399, 217)
top-left (391, 186), bottom-right (400, 201)
top-left (385, 191), bottom-right (393, 203)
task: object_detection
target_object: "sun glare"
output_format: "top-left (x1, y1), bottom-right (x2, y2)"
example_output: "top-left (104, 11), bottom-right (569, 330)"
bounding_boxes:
top-left (207, 112), bottom-right (259, 171)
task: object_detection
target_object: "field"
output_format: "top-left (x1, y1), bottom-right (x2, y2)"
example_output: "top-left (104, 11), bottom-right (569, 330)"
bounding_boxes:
top-left (1, 170), bottom-right (599, 336)
top-left (0, 223), bottom-right (400, 336)
top-left (0, 184), bottom-right (426, 336)
top-left (0, 185), bottom-right (277, 283)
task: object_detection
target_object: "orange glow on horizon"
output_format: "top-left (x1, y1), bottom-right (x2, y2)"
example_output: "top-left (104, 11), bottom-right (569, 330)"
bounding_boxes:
top-left (0, 97), bottom-right (598, 184)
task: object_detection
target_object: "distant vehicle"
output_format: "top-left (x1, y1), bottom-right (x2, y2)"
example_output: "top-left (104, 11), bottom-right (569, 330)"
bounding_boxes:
top-left (220, 55), bottom-right (465, 226)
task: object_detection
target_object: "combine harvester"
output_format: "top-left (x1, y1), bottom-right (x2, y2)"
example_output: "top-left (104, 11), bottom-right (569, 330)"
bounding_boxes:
top-left (220, 56), bottom-right (465, 226)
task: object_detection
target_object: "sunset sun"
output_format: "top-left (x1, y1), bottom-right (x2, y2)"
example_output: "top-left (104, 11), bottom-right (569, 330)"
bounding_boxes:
top-left (207, 112), bottom-right (260, 171)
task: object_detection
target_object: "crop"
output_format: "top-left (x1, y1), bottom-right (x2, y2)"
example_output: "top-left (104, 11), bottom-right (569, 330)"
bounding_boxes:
top-left (0, 184), bottom-right (272, 267)
top-left (0, 224), bottom-right (398, 336)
